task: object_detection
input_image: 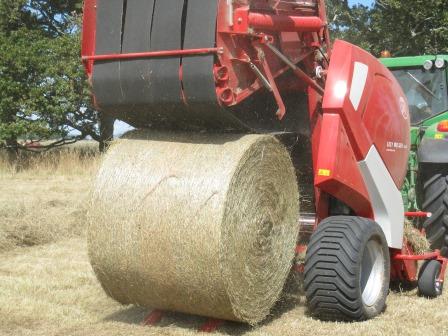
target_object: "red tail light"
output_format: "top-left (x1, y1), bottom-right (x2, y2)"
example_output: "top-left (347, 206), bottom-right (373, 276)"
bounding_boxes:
top-left (437, 120), bottom-right (448, 132)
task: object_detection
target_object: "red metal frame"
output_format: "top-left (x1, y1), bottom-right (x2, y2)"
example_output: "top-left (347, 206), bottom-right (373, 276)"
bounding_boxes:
top-left (199, 319), bottom-right (225, 333)
top-left (254, 43), bottom-right (287, 119)
top-left (81, 0), bottom-right (97, 76)
top-left (393, 249), bottom-right (448, 283)
top-left (233, 9), bottom-right (324, 32)
top-left (392, 211), bottom-right (446, 283)
top-left (143, 309), bottom-right (164, 326)
top-left (81, 0), bottom-right (329, 113)
top-left (405, 211), bottom-right (432, 218)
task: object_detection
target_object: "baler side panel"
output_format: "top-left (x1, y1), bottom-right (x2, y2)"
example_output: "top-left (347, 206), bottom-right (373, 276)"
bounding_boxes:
top-left (314, 113), bottom-right (372, 218)
top-left (322, 41), bottom-right (372, 160)
top-left (363, 74), bottom-right (410, 187)
top-left (358, 146), bottom-right (405, 249)
top-left (319, 40), bottom-right (409, 248)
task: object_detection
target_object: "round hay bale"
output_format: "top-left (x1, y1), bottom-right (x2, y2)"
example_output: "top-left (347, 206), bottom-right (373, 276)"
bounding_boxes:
top-left (88, 131), bottom-right (300, 324)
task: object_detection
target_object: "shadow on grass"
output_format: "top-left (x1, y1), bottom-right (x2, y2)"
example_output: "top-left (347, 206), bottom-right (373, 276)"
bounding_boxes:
top-left (102, 269), bottom-right (307, 335)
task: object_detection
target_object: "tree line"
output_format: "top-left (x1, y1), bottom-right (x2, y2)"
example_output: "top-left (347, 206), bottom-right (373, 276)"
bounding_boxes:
top-left (1, 0), bottom-right (447, 153)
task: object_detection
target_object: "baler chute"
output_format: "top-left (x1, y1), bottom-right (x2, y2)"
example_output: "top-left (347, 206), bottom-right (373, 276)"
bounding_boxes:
top-left (81, 0), bottom-right (446, 326)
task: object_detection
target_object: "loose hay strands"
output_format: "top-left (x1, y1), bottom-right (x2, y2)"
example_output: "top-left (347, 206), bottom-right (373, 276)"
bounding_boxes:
top-left (88, 131), bottom-right (299, 325)
top-left (404, 220), bottom-right (430, 255)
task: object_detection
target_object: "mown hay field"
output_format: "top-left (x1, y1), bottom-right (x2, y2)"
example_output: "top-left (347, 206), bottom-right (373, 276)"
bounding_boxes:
top-left (0, 143), bottom-right (447, 336)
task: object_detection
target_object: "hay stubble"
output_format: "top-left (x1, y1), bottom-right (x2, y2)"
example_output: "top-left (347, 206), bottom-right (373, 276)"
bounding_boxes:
top-left (1, 142), bottom-right (448, 335)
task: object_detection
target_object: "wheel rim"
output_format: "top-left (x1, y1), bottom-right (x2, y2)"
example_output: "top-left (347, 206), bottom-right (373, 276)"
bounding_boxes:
top-left (360, 239), bottom-right (385, 307)
top-left (434, 271), bottom-right (442, 296)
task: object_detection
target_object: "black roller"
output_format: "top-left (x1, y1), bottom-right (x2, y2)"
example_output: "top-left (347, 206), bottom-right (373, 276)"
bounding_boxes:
top-left (183, 0), bottom-right (219, 105)
top-left (91, 0), bottom-right (305, 133)
top-left (120, 0), bottom-right (155, 106)
top-left (92, 0), bottom-right (125, 108)
top-left (149, 0), bottom-right (184, 108)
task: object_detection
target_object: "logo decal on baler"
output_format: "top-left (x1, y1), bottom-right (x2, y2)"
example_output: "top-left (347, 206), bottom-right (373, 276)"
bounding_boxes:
top-left (386, 141), bottom-right (408, 152)
top-left (349, 62), bottom-right (369, 111)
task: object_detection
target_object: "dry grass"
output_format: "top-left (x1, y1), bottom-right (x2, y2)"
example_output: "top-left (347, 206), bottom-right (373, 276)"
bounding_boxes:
top-left (0, 143), bottom-right (98, 251)
top-left (0, 239), bottom-right (447, 336)
top-left (0, 143), bottom-right (448, 336)
top-left (0, 141), bottom-right (99, 177)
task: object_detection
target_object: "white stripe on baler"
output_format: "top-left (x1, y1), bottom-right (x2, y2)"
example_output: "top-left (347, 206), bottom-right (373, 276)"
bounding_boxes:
top-left (358, 146), bottom-right (404, 249)
top-left (349, 62), bottom-right (369, 111)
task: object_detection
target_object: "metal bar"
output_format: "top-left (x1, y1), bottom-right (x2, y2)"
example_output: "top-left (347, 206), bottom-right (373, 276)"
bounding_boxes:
top-left (405, 211), bottom-right (432, 218)
top-left (299, 214), bottom-right (316, 234)
top-left (299, 214), bottom-right (316, 226)
top-left (264, 42), bottom-right (324, 95)
top-left (393, 251), bottom-right (439, 261)
top-left (226, 0), bottom-right (234, 27)
top-left (248, 13), bottom-right (323, 32)
top-left (438, 259), bottom-right (447, 282)
top-left (249, 62), bottom-right (272, 92)
top-left (318, 0), bottom-right (332, 59)
top-left (81, 0), bottom-right (97, 76)
top-left (83, 48), bottom-right (219, 61)
top-left (255, 46), bottom-right (287, 120)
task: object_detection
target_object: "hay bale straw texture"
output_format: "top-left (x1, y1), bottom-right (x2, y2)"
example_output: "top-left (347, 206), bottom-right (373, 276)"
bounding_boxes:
top-left (404, 220), bottom-right (430, 255)
top-left (88, 131), bottom-right (300, 324)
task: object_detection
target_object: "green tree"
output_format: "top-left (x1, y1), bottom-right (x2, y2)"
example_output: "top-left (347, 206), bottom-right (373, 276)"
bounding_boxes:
top-left (326, 0), bottom-right (373, 51)
top-left (369, 0), bottom-right (448, 56)
top-left (0, 0), bottom-right (100, 155)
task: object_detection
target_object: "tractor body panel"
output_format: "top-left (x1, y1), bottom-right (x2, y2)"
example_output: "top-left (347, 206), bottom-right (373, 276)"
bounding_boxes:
top-left (380, 55), bottom-right (448, 210)
top-left (418, 137), bottom-right (448, 164)
top-left (381, 55), bottom-right (448, 69)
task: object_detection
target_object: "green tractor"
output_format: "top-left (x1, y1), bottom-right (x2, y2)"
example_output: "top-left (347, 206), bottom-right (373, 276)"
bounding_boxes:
top-left (381, 55), bottom-right (448, 255)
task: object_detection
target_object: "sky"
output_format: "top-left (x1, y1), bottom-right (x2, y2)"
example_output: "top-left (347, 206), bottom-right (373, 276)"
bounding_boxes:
top-left (349, 0), bottom-right (374, 6)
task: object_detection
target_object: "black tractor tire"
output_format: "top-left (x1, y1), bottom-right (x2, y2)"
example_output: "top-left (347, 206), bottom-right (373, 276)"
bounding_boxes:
top-left (422, 174), bottom-right (448, 256)
top-left (418, 260), bottom-right (443, 298)
top-left (304, 216), bottom-right (390, 321)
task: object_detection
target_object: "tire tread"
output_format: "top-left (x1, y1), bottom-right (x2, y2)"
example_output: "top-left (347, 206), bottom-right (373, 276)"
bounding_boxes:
top-left (422, 175), bottom-right (448, 255)
top-left (304, 216), bottom-right (389, 321)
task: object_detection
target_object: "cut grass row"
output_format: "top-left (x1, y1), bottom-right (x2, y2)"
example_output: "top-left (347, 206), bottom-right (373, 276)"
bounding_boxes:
top-left (0, 239), bottom-right (447, 336)
top-left (0, 143), bottom-right (98, 252)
